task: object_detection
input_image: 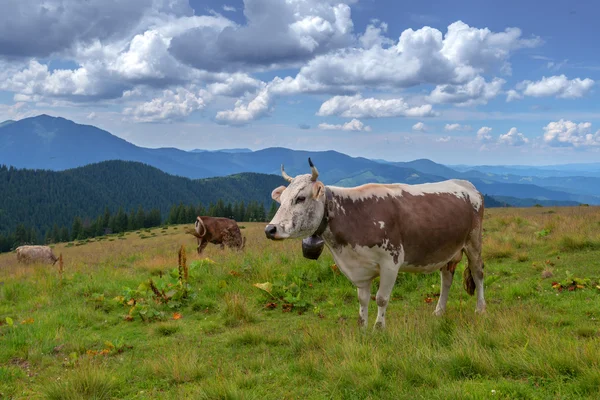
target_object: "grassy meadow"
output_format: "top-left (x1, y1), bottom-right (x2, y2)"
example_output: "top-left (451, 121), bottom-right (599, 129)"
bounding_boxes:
top-left (1, 206), bottom-right (600, 399)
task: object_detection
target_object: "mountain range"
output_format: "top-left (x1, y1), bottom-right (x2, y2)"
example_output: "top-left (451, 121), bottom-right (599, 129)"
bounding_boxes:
top-left (2, 114), bottom-right (600, 205)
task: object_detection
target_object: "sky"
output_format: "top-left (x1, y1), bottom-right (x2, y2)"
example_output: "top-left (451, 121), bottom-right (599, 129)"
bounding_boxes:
top-left (1, 0), bottom-right (600, 165)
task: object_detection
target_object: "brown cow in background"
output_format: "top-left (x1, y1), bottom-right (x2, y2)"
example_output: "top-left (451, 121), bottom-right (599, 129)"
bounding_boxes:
top-left (16, 245), bottom-right (59, 265)
top-left (186, 216), bottom-right (246, 254)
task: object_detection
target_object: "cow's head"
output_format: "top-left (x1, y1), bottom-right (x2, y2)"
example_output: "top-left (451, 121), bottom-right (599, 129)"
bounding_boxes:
top-left (265, 158), bottom-right (326, 240)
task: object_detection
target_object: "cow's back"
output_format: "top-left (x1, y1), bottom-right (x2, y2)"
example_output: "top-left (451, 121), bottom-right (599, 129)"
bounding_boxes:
top-left (327, 180), bottom-right (483, 266)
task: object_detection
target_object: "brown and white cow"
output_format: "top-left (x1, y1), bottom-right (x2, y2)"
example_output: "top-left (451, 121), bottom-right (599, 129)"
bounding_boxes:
top-left (187, 216), bottom-right (246, 255)
top-left (16, 245), bottom-right (59, 265)
top-left (265, 158), bottom-right (486, 329)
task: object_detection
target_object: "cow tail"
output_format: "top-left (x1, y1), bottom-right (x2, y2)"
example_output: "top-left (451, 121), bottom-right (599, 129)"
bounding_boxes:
top-left (462, 260), bottom-right (477, 296)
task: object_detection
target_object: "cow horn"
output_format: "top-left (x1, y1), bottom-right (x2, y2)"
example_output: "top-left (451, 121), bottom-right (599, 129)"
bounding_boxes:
top-left (308, 157), bottom-right (319, 181)
top-left (195, 216), bottom-right (207, 237)
top-left (281, 164), bottom-right (293, 183)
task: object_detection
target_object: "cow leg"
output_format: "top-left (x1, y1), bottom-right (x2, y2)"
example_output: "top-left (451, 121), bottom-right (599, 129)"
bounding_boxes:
top-left (465, 242), bottom-right (486, 314)
top-left (374, 265), bottom-right (400, 330)
top-left (434, 262), bottom-right (457, 316)
top-left (197, 239), bottom-right (208, 255)
top-left (357, 283), bottom-right (371, 329)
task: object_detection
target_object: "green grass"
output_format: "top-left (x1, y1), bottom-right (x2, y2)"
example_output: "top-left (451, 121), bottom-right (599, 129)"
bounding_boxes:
top-left (1, 207), bottom-right (600, 399)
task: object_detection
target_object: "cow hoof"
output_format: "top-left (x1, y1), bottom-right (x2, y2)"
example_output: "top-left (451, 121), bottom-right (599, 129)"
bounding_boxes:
top-left (433, 308), bottom-right (445, 317)
top-left (475, 307), bottom-right (486, 315)
top-left (357, 316), bottom-right (366, 328)
top-left (373, 321), bottom-right (385, 330)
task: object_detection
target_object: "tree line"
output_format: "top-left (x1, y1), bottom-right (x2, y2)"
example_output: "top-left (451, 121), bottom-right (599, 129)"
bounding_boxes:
top-left (0, 200), bottom-right (278, 254)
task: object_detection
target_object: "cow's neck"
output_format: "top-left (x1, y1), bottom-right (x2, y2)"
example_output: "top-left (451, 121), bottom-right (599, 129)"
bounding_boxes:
top-left (311, 187), bottom-right (332, 237)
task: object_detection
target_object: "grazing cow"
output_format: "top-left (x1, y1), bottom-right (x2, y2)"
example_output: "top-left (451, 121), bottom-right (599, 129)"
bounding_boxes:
top-left (264, 158), bottom-right (486, 329)
top-left (16, 245), bottom-right (59, 265)
top-left (187, 216), bottom-right (246, 254)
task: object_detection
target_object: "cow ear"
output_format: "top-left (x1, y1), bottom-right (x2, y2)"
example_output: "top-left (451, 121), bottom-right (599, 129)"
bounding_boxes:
top-left (312, 181), bottom-right (325, 200)
top-left (271, 185), bottom-right (286, 203)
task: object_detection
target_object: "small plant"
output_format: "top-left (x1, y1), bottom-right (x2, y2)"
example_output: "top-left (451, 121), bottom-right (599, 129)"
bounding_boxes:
top-left (254, 271), bottom-right (313, 312)
top-left (58, 253), bottom-right (64, 280)
top-left (113, 245), bottom-right (202, 322)
top-left (551, 271), bottom-right (593, 292)
top-left (535, 228), bottom-right (551, 238)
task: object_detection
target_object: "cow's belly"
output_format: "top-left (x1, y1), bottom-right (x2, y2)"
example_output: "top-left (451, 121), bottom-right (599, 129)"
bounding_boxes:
top-left (398, 259), bottom-right (453, 274)
top-left (329, 241), bottom-right (464, 285)
top-left (328, 244), bottom-right (397, 287)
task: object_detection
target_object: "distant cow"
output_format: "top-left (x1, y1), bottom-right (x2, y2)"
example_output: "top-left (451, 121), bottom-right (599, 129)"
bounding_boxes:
top-left (187, 216), bottom-right (246, 254)
top-left (16, 245), bottom-right (59, 265)
top-left (265, 158), bottom-right (486, 330)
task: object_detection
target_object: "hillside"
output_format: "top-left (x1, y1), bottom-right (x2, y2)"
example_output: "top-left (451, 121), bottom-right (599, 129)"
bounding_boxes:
top-left (2, 115), bottom-right (599, 204)
top-left (0, 161), bottom-right (286, 237)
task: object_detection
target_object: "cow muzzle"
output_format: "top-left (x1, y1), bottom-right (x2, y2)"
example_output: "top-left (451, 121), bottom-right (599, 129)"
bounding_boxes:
top-left (264, 224), bottom-right (279, 240)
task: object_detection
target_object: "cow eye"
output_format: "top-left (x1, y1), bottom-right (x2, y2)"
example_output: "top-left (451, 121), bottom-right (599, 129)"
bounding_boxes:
top-left (295, 196), bottom-right (306, 204)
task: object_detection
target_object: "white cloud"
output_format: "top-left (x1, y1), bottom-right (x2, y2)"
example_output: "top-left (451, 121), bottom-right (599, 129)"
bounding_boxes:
top-left (515, 75), bottom-right (594, 99)
top-left (207, 73), bottom-right (264, 97)
top-left (123, 87), bottom-right (210, 123)
top-left (317, 94), bottom-right (436, 118)
top-left (412, 122), bottom-right (427, 132)
top-left (498, 127), bottom-right (529, 146)
top-left (169, 0), bottom-right (355, 72)
top-left (215, 87), bottom-right (272, 125)
top-left (436, 136), bottom-right (451, 142)
top-left (543, 119), bottom-right (600, 147)
top-left (359, 21), bottom-right (393, 49)
top-left (0, 13), bottom-right (235, 102)
top-left (223, 5), bottom-right (236, 12)
top-left (0, 0), bottom-right (193, 59)
top-left (87, 112), bottom-right (97, 120)
top-left (505, 89), bottom-right (523, 102)
top-left (444, 123), bottom-right (471, 131)
top-left (318, 118), bottom-right (372, 131)
top-left (292, 20), bottom-right (540, 92)
top-left (428, 76), bottom-right (504, 106)
top-left (476, 126), bottom-right (493, 143)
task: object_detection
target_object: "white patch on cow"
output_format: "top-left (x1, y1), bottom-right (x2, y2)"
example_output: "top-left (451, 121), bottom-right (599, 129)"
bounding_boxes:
top-left (378, 221), bottom-right (385, 229)
top-left (328, 243), bottom-right (398, 287)
top-left (329, 179), bottom-right (482, 211)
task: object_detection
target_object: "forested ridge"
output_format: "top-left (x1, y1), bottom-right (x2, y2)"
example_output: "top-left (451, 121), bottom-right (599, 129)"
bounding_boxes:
top-left (0, 160), bottom-right (285, 251)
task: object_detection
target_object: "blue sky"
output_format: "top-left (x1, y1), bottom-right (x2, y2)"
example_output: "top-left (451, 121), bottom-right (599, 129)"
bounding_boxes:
top-left (1, 0), bottom-right (599, 165)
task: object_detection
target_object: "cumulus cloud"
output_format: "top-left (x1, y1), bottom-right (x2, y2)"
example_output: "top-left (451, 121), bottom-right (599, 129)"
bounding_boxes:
top-left (317, 95), bottom-right (436, 118)
top-left (0, 0), bottom-right (193, 59)
top-left (436, 136), bottom-right (451, 142)
top-left (123, 87), bottom-right (210, 123)
top-left (428, 76), bottom-right (505, 106)
top-left (318, 118), bottom-right (372, 131)
top-left (0, 14), bottom-right (235, 102)
top-left (290, 21), bottom-right (540, 92)
top-left (215, 87), bottom-right (272, 125)
top-left (543, 119), bottom-right (600, 147)
top-left (512, 75), bottom-right (594, 100)
top-left (444, 123), bottom-right (471, 131)
top-left (505, 89), bottom-right (523, 102)
top-left (476, 126), bottom-right (493, 143)
top-left (498, 127), bottom-right (529, 146)
top-left (412, 122), bottom-right (427, 132)
top-left (0, 2), bottom-right (547, 129)
top-left (206, 73), bottom-right (264, 97)
top-left (169, 0), bottom-right (355, 72)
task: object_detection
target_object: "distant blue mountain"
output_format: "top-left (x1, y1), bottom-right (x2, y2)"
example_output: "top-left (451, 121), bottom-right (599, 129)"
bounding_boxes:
top-left (2, 114), bottom-right (599, 205)
top-left (449, 163), bottom-right (600, 178)
top-left (189, 148), bottom-right (253, 153)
